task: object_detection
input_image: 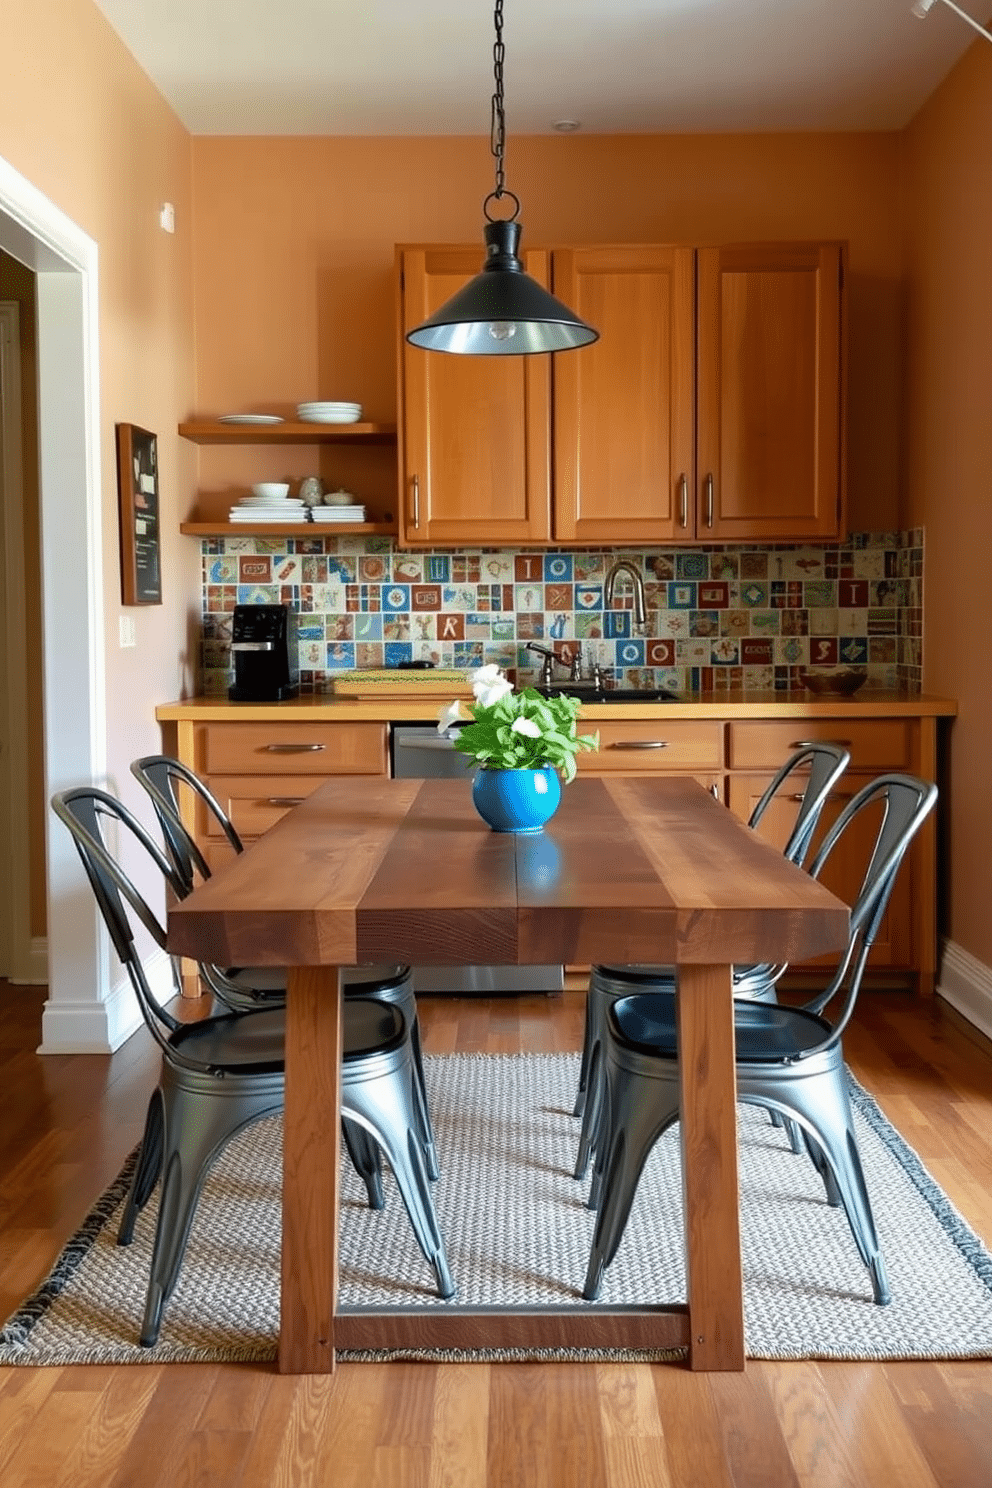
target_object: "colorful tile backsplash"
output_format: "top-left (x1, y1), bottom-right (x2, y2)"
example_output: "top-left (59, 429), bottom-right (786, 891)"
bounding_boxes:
top-left (198, 529), bottom-right (924, 696)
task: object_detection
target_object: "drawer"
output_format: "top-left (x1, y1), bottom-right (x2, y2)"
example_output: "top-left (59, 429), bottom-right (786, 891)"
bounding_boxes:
top-left (203, 774), bottom-right (327, 840)
top-left (727, 719), bottom-right (911, 772)
top-left (578, 720), bottom-right (723, 772)
top-left (202, 722), bottom-right (388, 776)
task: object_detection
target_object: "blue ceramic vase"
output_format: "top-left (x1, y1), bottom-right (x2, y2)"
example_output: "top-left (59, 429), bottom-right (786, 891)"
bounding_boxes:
top-left (471, 767), bottom-right (562, 834)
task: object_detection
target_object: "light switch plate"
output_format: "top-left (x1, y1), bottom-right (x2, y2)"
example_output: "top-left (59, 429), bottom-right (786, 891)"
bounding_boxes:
top-left (119, 615), bottom-right (137, 649)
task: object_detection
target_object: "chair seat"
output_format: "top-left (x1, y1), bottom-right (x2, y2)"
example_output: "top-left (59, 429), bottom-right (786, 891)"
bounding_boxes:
top-left (171, 1008), bottom-right (286, 1072)
top-left (170, 998), bottom-right (407, 1075)
top-left (610, 992), bottom-right (834, 1064)
top-left (221, 963), bottom-right (410, 998)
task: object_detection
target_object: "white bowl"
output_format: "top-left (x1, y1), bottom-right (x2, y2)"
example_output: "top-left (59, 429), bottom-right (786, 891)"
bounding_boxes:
top-left (251, 482), bottom-right (290, 500)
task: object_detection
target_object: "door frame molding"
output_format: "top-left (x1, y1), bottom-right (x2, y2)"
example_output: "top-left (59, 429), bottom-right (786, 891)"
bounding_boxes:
top-left (0, 300), bottom-right (34, 982)
top-left (0, 150), bottom-right (139, 1051)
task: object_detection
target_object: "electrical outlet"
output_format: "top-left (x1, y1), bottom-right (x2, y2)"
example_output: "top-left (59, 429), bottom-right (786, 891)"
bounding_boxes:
top-left (119, 615), bottom-right (137, 649)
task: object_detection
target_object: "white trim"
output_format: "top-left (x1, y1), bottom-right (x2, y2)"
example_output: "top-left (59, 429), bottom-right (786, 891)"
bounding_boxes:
top-left (38, 946), bottom-right (170, 1054)
top-left (937, 939), bottom-right (992, 1044)
top-left (0, 301), bottom-right (33, 981)
top-left (0, 151), bottom-right (110, 1051)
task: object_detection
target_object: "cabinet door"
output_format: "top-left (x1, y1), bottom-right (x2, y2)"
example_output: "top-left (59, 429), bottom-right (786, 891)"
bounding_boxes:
top-left (553, 246), bottom-right (695, 544)
top-left (697, 243), bottom-right (845, 543)
top-left (397, 246), bottom-right (552, 547)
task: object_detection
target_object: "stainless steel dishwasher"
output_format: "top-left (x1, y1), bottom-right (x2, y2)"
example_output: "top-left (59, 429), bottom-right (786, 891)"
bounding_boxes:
top-left (390, 723), bottom-right (563, 996)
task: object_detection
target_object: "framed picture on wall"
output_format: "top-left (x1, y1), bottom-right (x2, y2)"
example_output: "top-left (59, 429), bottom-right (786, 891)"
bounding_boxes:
top-left (115, 422), bottom-right (162, 605)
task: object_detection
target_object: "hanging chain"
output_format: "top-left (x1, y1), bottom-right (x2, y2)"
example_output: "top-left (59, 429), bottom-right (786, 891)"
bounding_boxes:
top-left (490, 0), bottom-right (506, 200)
top-left (484, 0), bottom-right (519, 221)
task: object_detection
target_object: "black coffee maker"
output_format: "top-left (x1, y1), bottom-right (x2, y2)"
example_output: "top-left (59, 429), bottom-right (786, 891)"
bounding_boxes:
top-left (228, 604), bottom-right (299, 701)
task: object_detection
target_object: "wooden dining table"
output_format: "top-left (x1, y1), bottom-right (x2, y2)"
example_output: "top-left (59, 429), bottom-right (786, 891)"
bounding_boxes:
top-left (167, 773), bottom-right (850, 1375)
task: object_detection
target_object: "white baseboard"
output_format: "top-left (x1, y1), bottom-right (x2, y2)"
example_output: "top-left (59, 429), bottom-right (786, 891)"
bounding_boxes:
top-left (37, 947), bottom-right (172, 1054)
top-left (937, 939), bottom-right (992, 1044)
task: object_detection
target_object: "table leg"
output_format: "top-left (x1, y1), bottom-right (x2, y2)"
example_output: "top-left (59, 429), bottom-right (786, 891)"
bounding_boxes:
top-left (676, 963), bottom-right (745, 1371)
top-left (279, 965), bottom-right (343, 1374)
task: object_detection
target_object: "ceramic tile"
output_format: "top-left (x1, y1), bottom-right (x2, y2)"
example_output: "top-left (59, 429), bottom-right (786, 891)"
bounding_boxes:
top-left (201, 530), bottom-right (924, 694)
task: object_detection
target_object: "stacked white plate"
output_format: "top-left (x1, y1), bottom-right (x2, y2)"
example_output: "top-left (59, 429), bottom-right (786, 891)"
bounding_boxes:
top-left (228, 496), bottom-right (308, 522)
top-left (296, 401), bottom-right (363, 424)
top-left (311, 504), bottom-right (367, 522)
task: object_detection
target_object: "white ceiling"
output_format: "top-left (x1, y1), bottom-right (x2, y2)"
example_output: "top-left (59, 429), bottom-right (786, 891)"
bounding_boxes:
top-left (92, 0), bottom-right (982, 137)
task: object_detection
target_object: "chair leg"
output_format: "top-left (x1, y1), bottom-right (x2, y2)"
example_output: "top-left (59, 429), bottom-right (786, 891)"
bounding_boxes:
top-left (118, 1088), bottom-right (165, 1246)
top-left (573, 1038), bottom-right (604, 1181)
top-left (582, 1061), bottom-right (680, 1301)
top-left (408, 1016), bottom-right (440, 1182)
top-left (573, 993), bottom-right (594, 1117)
top-left (743, 1071), bottom-right (890, 1306)
top-left (342, 1117), bottom-right (384, 1209)
top-left (343, 1053), bottom-right (455, 1300)
top-left (140, 1080), bottom-right (283, 1347)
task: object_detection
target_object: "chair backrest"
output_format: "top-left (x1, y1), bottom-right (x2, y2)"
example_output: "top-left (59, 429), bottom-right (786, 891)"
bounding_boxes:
top-left (50, 787), bottom-right (189, 1057)
top-left (799, 772), bottom-right (938, 1050)
top-left (131, 755), bottom-right (242, 896)
top-left (749, 741), bottom-right (851, 867)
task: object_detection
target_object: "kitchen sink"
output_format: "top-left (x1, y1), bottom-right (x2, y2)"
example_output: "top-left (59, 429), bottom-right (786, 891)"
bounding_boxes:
top-left (534, 685), bottom-right (681, 704)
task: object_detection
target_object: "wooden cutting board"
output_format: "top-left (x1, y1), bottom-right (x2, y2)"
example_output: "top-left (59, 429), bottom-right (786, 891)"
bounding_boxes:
top-left (332, 669), bottom-right (473, 698)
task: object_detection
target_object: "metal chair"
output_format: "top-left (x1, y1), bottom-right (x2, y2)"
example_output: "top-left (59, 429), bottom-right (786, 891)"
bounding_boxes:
top-left (580, 772), bottom-right (938, 1307)
top-left (130, 753), bottom-right (440, 1183)
top-left (572, 742), bottom-right (852, 1177)
top-left (51, 786), bottom-right (455, 1347)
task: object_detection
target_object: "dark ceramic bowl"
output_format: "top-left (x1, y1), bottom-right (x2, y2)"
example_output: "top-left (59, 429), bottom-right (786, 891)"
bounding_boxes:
top-left (799, 667), bottom-right (869, 696)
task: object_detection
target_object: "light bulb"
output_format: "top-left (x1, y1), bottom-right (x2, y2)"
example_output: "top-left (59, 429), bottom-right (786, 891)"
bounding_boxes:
top-left (488, 322), bottom-right (517, 342)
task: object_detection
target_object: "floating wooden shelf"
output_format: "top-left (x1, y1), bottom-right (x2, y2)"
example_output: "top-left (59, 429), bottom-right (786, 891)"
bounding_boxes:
top-left (178, 420), bottom-right (397, 445)
top-left (180, 521), bottom-right (397, 537)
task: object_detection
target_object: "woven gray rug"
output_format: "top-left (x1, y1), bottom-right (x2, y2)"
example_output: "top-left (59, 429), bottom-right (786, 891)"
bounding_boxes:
top-left (2, 1053), bottom-right (992, 1366)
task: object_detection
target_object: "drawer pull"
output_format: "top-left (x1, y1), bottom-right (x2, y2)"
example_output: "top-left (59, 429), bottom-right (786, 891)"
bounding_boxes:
top-left (266, 796), bottom-right (306, 807)
top-left (786, 790), bottom-right (855, 803)
top-left (262, 742), bottom-right (326, 753)
top-left (608, 740), bottom-right (670, 750)
top-left (789, 738), bottom-right (853, 749)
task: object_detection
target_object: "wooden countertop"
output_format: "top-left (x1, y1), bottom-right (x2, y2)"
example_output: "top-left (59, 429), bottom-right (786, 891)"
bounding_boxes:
top-left (156, 690), bottom-right (957, 724)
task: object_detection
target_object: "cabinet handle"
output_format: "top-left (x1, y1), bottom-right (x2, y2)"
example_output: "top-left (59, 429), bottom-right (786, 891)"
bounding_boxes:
top-left (711, 783), bottom-right (720, 799)
top-left (608, 740), bottom-right (670, 750)
top-left (705, 473), bottom-right (714, 528)
top-left (791, 791), bottom-right (856, 803)
top-left (789, 738), bottom-right (853, 749)
top-left (412, 474), bottom-right (420, 528)
top-left (262, 742), bottom-right (326, 753)
top-left (678, 474), bottom-right (688, 529)
top-left (266, 796), bottom-right (306, 807)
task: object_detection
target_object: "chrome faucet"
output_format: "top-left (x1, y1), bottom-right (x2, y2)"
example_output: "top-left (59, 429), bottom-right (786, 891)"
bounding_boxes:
top-left (603, 560), bottom-right (647, 631)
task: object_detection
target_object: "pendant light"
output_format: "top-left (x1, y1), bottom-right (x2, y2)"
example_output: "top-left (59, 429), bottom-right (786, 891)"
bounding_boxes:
top-left (406, 0), bottom-right (598, 356)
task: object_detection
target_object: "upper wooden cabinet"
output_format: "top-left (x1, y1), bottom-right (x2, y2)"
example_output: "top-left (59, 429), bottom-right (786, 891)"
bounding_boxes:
top-left (553, 246), bottom-right (696, 544)
top-left (397, 245), bottom-right (553, 546)
top-left (696, 243), bottom-right (845, 543)
top-left (396, 240), bottom-right (846, 548)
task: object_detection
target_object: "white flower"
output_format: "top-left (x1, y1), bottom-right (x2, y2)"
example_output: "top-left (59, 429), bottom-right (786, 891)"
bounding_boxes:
top-left (437, 699), bottom-right (463, 735)
top-left (510, 716), bottom-right (542, 739)
top-left (470, 664), bottom-right (513, 708)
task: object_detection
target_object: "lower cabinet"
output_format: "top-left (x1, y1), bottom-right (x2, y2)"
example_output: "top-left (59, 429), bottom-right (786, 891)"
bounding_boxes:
top-left (577, 719), bottom-right (723, 793)
top-left (178, 720), bottom-right (389, 871)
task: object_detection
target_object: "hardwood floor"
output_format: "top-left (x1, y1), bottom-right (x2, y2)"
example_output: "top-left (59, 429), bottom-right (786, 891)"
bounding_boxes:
top-left (2, 979), bottom-right (991, 1486)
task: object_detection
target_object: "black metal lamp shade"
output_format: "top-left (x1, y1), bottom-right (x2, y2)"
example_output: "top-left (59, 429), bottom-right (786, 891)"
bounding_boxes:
top-left (406, 220), bottom-right (599, 356)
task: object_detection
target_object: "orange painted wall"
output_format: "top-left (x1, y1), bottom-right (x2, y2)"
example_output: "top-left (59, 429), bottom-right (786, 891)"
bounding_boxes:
top-left (190, 133), bottom-right (904, 533)
top-left (903, 40), bottom-right (992, 966)
top-left (1, 0), bottom-right (198, 820)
